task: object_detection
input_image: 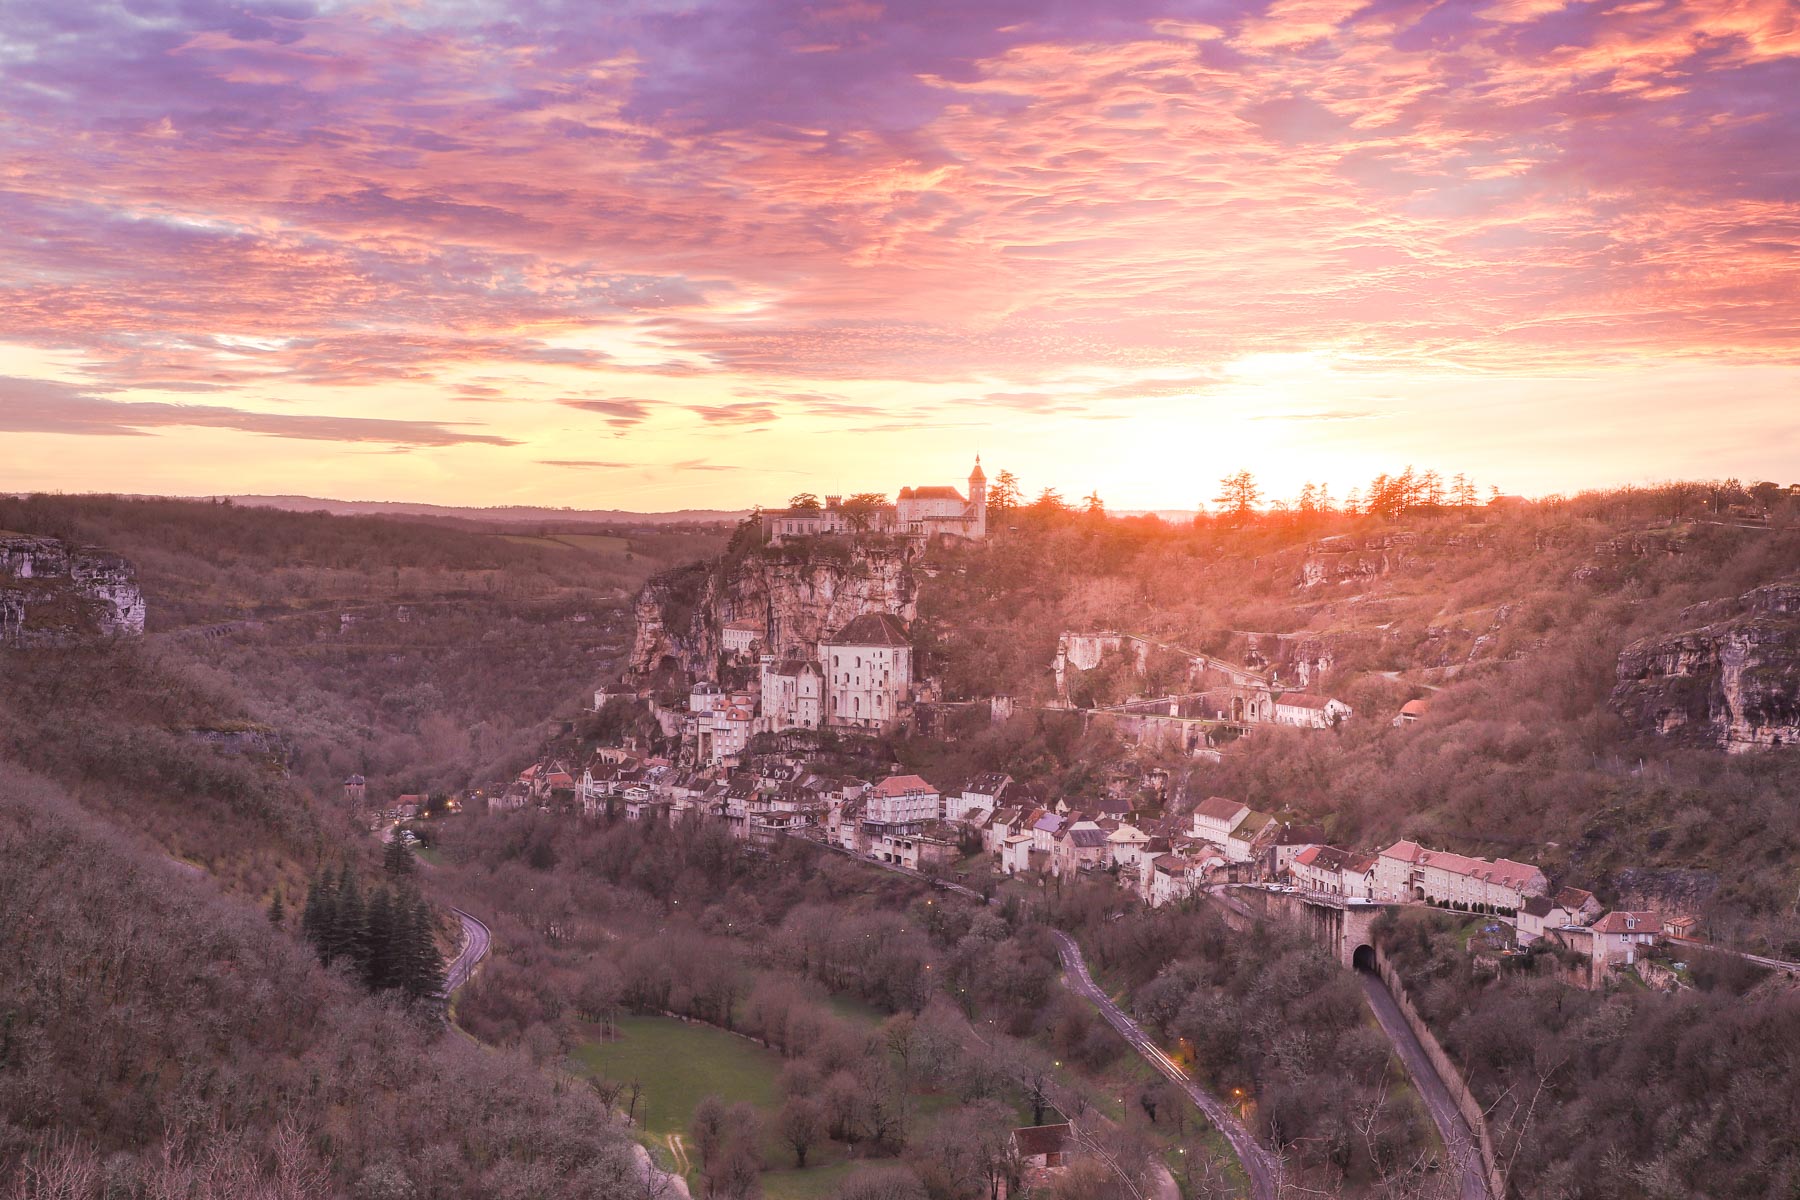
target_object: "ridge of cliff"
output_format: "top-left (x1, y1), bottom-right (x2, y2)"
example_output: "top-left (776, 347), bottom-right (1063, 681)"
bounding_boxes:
top-left (629, 537), bottom-right (918, 682)
top-left (1, 533), bottom-right (146, 647)
top-left (1611, 579), bottom-right (1800, 751)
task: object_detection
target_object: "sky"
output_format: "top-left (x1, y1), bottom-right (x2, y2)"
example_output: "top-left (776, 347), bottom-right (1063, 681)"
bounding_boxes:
top-left (1, 0), bottom-right (1797, 511)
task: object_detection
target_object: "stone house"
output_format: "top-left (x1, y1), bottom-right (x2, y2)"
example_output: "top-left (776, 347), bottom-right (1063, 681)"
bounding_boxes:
top-left (1272, 692), bottom-right (1352, 727)
top-left (1375, 840), bottom-right (1547, 910)
top-left (949, 771), bottom-right (1013, 823)
top-left (1192, 796), bottom-right (1248, 845)
top-left (1224, 809), bottom-right (1278, 864)
top-left (1107, 823), bottom-right (1153, 871)
top-left (867, 774), bottom-right (940, 824)
top-left (1589, 911), bottom-right (1662, 967)
top-left (1053, 823), bottom-right (1111, 876)
top-left (722, 618), bottom-right (764, 658)
top-left (1517, 887), bottom-right (1603, 944)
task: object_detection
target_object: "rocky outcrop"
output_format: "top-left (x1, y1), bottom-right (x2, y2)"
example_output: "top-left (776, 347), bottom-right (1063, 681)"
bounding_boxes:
top-left (630, 543), bottom-right (917, 681)
top-left (1612, 581), bottom-right (1800, 751)
top-left (1298, 533), bottom-right (1422, 589)
top-left (1, 535), bottom-right (146, 647)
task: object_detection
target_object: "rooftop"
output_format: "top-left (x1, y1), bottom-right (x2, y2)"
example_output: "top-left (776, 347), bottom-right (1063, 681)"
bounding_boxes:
top-left (826, 611), bottom-right (911, 647)
top-left (1195, 795), bottom-right (1248, 824)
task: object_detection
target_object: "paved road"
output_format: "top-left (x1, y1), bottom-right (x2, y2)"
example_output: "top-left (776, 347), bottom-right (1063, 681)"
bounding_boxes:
top-left (1049, 930), bottom-right (1278, 1200)
top-left (1356, 971), bottom-right (1488, 1200)
top-left (814, 838), bottom-right (986, 901)
top-left (444, 906), bottom-right (491, 995)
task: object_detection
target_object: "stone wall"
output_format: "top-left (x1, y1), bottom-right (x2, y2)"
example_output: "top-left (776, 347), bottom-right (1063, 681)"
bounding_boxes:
top-left (1371, 945), bottom-right (1506, 1199)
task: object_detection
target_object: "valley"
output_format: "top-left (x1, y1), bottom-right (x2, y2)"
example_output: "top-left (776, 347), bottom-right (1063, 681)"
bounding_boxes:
top-left (4, 484), bottom-right (1800, 1200)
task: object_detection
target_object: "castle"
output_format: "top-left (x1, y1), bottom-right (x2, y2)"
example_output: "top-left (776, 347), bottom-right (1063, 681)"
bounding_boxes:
top-left (766, 459), bottom-right (988, 544)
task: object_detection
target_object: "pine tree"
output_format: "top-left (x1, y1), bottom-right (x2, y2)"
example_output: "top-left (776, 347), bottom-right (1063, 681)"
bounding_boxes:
top-left (364, 886), bottom-right (397, 991)
top-left (300, 870), bottom-right (337, 961)
top-left (267, 887), bottom-right (286, 928)
top-left (401, 894), bottom-right (446, 1001)
top-left (383, 836), bottom-right (416, 879)
top-left (326, 868), bottom-right (368, 971)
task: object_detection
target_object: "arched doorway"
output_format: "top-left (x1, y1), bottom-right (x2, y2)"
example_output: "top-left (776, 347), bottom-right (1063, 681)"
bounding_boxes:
top-left (1232, 696), bottom-right (1244, 722)
top-left (1352, 944), bottom-right (1376, 972)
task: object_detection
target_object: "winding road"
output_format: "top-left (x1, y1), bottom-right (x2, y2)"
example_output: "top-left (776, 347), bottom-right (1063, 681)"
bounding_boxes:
top-left (444, 906), bottom-right (492, 995)
top-left (1049, 930), bottom-right (1278, 1200)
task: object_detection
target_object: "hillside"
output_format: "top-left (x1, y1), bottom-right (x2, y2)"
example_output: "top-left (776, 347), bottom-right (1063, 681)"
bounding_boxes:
top-left (0, 494), bottom-right (730, 802)
top-left (0, 497), bottom-right (731, 1195)
top-left (627, 487), bottom-right (1800, 950)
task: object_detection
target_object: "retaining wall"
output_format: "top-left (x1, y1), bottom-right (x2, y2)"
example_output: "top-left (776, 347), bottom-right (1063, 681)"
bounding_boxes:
top-left (1371, 945), bottom-right (1507, 1198)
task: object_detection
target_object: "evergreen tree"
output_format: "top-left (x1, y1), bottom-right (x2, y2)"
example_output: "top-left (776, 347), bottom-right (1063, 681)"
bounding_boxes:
top-left (267, 886), bottom-right (286, 928)
top-left (300, 869), bottom-right (337, 961)
top-left (400, 893), bottom-right (446, 1001)
top-left (364, 886), bottom-right (397, 991)
top-left (326, 868), bottom-right (368, 971)
top-left (383, 836), bottom-right (416, 879)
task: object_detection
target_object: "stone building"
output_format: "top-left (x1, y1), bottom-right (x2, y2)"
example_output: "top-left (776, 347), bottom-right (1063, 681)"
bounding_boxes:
top-left (759, 657), bottom-right (825, 731)
top-left (821, 611), bottom-right (913, 730)
top-left (766, 459), bottom-right (987, 544)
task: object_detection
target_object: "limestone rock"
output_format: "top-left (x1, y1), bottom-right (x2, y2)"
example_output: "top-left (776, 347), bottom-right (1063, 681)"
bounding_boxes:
top-left (630, 543), bottom-right (917, 681)
top-left (1, 535), bottom-right (146, 647)
top-left (1611, 581), bottom-right (1800, 751)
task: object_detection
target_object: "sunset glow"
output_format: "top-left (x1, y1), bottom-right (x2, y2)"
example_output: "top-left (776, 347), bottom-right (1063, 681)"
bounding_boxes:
top-left (2, 0), bottom-right (1797, 507)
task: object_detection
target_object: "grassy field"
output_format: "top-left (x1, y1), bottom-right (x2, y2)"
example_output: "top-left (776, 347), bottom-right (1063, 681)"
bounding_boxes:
top-left (494, 532), bottom-right (631, 555)
top-left (574, 1016), bottom-right (780, 1136)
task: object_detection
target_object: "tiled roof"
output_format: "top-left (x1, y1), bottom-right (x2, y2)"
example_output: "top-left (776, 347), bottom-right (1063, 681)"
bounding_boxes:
top-left (907, 486), bottom-right (966, 502)
top-left (1591, 910), bottom-right (1660, 934)
top-left (1195, 795), bottom-right (1248, 823)
top-left (827, 612), bottom-right (911, 646)
top-left (1556, 886), bottom-right (1597, 910)
top-left (1278, 692), bottom-right (1330, 709)
top-left (967, 772), bottom-right (1013, 796)
top-left (1382, 839), bottom-right (1427, 863)
top-left (872, 773), bottom-right (937, 797)
top-left (1228, 811), bottom-right (1275, 841)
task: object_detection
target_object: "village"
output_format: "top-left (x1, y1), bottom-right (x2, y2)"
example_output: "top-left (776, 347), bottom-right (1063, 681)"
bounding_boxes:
top-left (475, 590), bottom-right (1715, 996)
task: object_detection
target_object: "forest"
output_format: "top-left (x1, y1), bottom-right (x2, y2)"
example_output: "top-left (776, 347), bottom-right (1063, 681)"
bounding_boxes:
top-left (0, 493), bottom-right (731, 800)
top-left (426, 809), bottom-right (1452, 1199)
top-left (893, 477), bottom-right (1800, 950)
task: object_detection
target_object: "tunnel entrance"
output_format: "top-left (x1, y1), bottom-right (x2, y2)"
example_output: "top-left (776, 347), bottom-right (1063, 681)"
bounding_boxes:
top-left (1352, 944), bottom-right (1376, 972)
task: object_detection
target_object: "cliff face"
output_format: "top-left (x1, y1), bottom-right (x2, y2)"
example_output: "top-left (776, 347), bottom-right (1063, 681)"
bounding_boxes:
top-left (1612, 581), bottom-right (1800, 752)
top-left (630, 544), bottom-right (917, 681)
top-left (1, 535), bottom-right (146, 648)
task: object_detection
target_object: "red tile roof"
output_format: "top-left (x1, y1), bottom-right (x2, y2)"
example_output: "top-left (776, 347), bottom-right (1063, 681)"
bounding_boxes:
top-left (872, 773), bottom-right (937, 797)
top-left (1591, 910), bottom-right (1661, 934)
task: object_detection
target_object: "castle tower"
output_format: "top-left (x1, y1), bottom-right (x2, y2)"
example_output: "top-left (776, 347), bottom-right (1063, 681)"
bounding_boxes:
top-left (968, 456), bottom-right (987, 538)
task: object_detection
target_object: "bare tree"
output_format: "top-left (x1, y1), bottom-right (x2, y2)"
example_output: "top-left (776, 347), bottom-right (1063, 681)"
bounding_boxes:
top-left (779, 1097), bottom-right (827, 1168)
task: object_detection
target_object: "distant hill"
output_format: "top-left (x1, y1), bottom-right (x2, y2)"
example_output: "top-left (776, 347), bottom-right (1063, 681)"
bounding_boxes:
top-left (225, 495), bottom-right (749, 524)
